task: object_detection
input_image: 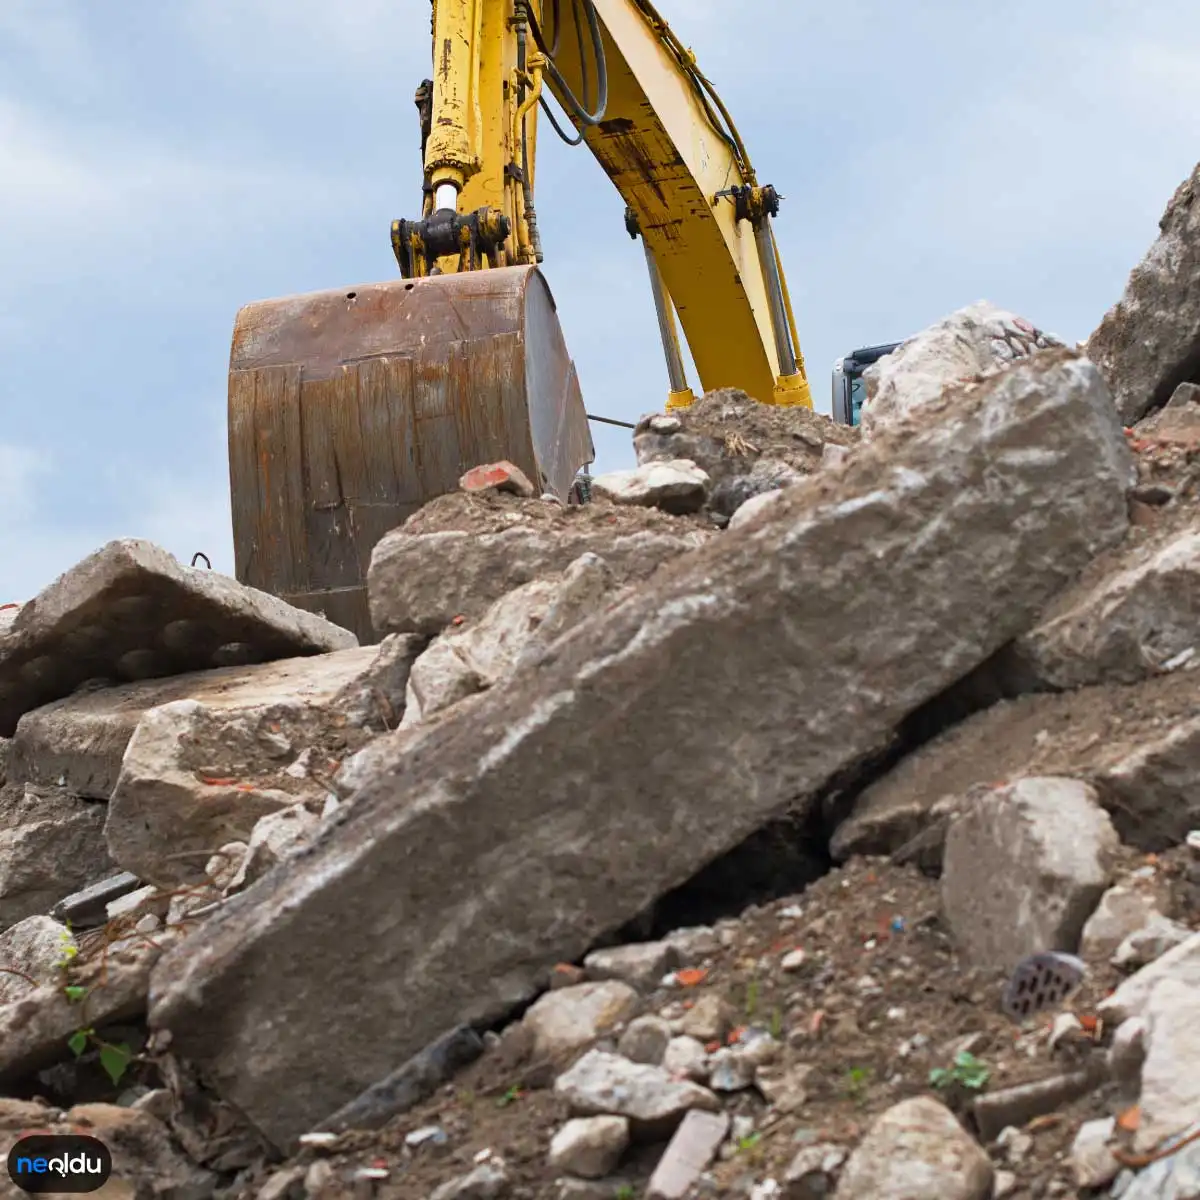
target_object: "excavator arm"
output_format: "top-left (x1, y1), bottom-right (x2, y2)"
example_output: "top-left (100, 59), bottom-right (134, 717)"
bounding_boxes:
top-left (227, 0), bottom-right (810, 643)
top-left (401, 0), bottom-right (812, 409)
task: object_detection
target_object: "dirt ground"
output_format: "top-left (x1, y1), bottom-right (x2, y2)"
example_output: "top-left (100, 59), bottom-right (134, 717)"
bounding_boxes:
top-left (223, 847), bottom-right (1197, 1199)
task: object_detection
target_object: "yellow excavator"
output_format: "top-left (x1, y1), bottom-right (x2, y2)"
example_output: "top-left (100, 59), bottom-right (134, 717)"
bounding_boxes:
top-left (227, 0), bottom-right (814, 642)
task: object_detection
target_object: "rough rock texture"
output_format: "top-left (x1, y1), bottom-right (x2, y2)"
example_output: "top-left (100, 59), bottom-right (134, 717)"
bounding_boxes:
top-left (547, 1115), bottom-right (629, 1179)
top-left (368, 491), bottom-right (712, 637)
top-left (646, 1109), bottom-right (729, 1200)
top-left (10, 641), bottom-right (415, 802)
top-left (0, 784), bottom-right (115, 927)
top-left (860, 301), bottom-right (1064, 438)
top-left (520, 981), bottom-right (640, 1062)
top-left (459, 460), bottom-right (535, 497)
top-left (145, 350), bottom-right (1133, 1148)
top-left (554, 1050), bottom-right (720, 1137)
top-left (1133, 977), bottom-right (1200, 1155)
top-left (0, 931), bottom-right (181, 1082)
top-left (0, 1098), bottom-right (217, 1197)
top-left (633, 388), bottom-right (857, 519)
top-left (1080, 883), bottom-right (1166, 961)
top-left (1007, 525), bottom-right (1200, 689)
top-left (402, 555), bottom-right (613, 727)
top-left (831, 669), bottom-right (1200, 859)
top-left (104, 639), bottom-right (422, 887)
top-left (0, 916), bottom-right (73, 1005)
top-left (834, 1096), bottom-right (994, 1200)
top-left (941, 777), bottom-right (1119, 969)
top-left (1100, 931), bottom-right (1200, 1025)
top-left (1086, 161), bottom-right (1200, 423)
top-left (0, 538), bottom-right (357, 737)
top-left (590, 460), bottom-right (710, 514)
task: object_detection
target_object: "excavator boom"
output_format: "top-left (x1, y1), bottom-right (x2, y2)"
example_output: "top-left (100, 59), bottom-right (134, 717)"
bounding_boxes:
top-left (228, 0), bottom-right (812, 641)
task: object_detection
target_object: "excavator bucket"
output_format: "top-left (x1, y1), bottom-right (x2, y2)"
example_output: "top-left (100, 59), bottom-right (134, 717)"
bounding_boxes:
top-left (227, 265), bottom-right (593, 643)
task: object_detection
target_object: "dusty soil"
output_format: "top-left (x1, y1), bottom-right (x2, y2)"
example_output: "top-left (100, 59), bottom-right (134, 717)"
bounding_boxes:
top-left (225, 850), bottom-right (1199, 1199)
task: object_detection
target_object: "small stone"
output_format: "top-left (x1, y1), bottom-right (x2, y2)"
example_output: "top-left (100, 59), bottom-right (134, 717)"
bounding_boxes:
top-left (304, 1161), bottom-right (333, 1195)
top-left (429, 1161), bottom-right (509, 1200)
top-left (993, 1170), bottom-right (1018, 1199)
top-left (585, 941), bottom-right (678, 992)
top-left (648, 415), bottom-right (682, 435)
top-left (662, 1036), bottom-right (709, 1082)
top-left (405, 1125), bottom-right (448, 1148)
top-left (678, 993), bottom-right (733, 1043)
top-left (783, 1142), bottom-right (847, 1198)
top-left (662, 926), bottom-right (720, 960)
top-left (554, 1049), bottom-right (720, 1137)
top-left (755, 1063), bottom-right (814, 1114)
top-left (836, 1097), bottom-right (994, 1200)
top-left (1108, 1017), bottom-right (1148, 1093)
top-left (780, 949), bottom-right (806, 972)
top-left (0, 916), bottom-right (74, 1005)
top-left (548, 1116), bottom-right (629, 1179)
top-left (522, 982), bottom-right (640, 1061)
top-left (708, 1047), bottom-right (756, 1092)
top-left (996, 1126), bottom-right (1034, 1165)
top-left (1071, 1117), bottom-right (1120, 1189)
top-left (618, 1016), bottom-right (672, 1066)
top-left (591, 460), bottom-right (710, 515)
top-left (550, 963), bottom-right (587, 990)
top-left (258, 1167), bottom-right (306, 1200)
top-left (1080, 884), bottom-right (1163, 960)
top-left (459, 461), bottom-right (536, 498)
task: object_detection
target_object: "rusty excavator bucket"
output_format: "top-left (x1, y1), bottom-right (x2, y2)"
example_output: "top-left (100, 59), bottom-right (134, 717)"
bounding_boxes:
top-left (227, 265), bottom-right (594, 643)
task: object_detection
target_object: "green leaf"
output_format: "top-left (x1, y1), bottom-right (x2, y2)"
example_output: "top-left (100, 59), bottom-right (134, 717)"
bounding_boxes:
top-left (929, 1067), bottom-right (948, 1088)
top-left (99, 1043), bottom-right (132, 1086)
top-left (67, 1030), bottom-right (90, 1057)
top-left (63, 985), bottom-right (88, 1003)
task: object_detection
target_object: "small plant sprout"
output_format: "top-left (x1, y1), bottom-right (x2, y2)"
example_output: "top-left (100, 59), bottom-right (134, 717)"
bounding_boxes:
top-left (930, 1050), bottom-right (991, 1093)
top-left (844, 1065), bottom-right (871, 1102)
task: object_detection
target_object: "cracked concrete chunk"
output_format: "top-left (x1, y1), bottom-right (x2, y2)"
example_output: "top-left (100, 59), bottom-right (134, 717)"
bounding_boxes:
top-left (941, 777), bottom-right (1119, 970)
top-left (0, 784), bottom-right (115, 928)
top-left (861, 301), bottom-right (1064, 438)
top-left (103, 642), bottom-right (421, 888)
top-left (520, 981), bottom-right (640, 1063)
top-left (1086, 161), bottom-right (1200, 423)
top-left (0, 538), bottom-right (357, 737)
top-left (591, 460), bottom-right (710, 514)
top-left (147, 350), bottom-right (1132, 1148)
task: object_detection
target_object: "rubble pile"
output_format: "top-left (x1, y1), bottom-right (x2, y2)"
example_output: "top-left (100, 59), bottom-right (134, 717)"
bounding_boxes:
top-left (1, 162), bottom-right (1199, 1199)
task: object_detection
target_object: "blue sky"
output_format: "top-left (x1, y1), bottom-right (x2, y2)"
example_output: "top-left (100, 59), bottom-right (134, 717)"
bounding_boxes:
top-left (3, 0), bottom-right (1199, 600)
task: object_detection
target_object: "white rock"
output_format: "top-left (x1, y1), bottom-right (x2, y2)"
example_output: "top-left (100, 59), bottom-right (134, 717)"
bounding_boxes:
top-left (1080, 884), bottom-right (1163, 960)
top-left (662, 1036), bottom-right (709, 1082)
top-left (1070, 1117), bottom-right (1120, 1189)
top-left (861, 301), bottom-right (1064, 438)
top-left (585, 941), bottom-right (678, 992)
top-left (547, 1116), bottom-right (629, 1179)
top-left (727, 489), bottom-right (785, 530)
top-left (554, 1049), bottom-right (720, 1135)
top-left (1099, 931), bottom-right (1200, 1025)
top-left (591, 460), bottom-right (710, 514)
top-left (0, 916), bottom-right (74, 1005)
top-left (1113, 915), bottom-right (1191, 970)
top-left (942, 777), bottom-right (1120, 970)
top-left (1134, 977), bottom-right (1200, 1155)
top-left (522, 982), bottom-right (640, 1062)
top-left (834, 1096), bottom-right (994, 1200)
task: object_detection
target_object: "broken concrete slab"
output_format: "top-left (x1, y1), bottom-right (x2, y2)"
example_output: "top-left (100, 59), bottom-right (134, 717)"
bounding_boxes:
top-left (0, 785), bottom-right (116, 928)
top-left (1006, 525), bottom-right (1200, 689)
top-left (0, 538), bottom-right (358, 738)
top-left (861, 301), bottom-right (1065, 439)
top-left (1086, 161), bottom-right (1200, 424)
top-left (10, 640), bottom-right (417, 802)
top-left (1133, 977), bottom-right (1200, 1156)
top-left (831, 669), bottom-right (1200, 861)
top-left (102, 640), bottom-right (422, 887)
top-left (367, 490), bottom-right (713, 637)
top-left (941, 777), bottom-right (1119, 970)
top-left (144, 350), bottom-right (1133, 1148)
top-left (590, 460), bottom-right (710, 515)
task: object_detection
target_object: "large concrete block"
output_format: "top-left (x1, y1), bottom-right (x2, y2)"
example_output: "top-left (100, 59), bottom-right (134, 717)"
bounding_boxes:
top-left (148, 350), bottom-right (1132, 1148)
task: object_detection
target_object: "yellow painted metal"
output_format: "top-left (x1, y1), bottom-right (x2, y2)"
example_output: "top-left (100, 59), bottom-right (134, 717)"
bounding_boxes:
top-left (426, 0), bottom-right (484, 191)
top-left (546, 0), bottom-right (811, 407)
top-left (666, 387), bottom-right (696, 410)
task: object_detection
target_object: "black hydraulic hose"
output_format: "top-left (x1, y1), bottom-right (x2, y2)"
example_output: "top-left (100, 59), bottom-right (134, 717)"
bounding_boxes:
top-left (528, 0), bottom-right (608, 128)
